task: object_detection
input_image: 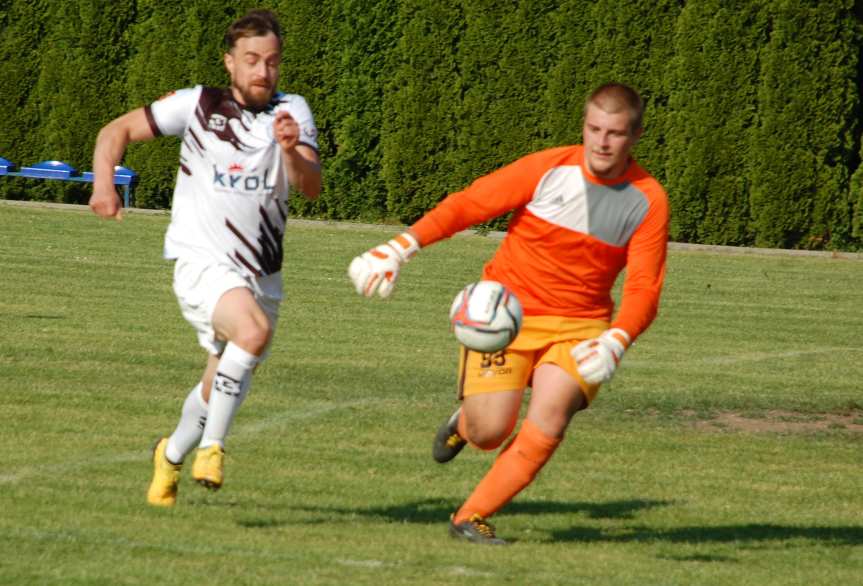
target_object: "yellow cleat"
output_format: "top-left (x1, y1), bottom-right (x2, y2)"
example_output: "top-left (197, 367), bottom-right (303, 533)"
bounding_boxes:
top-left (147, 438), bottom-right (181, 507)
top-left (192, 444), bottom-right (224, 490)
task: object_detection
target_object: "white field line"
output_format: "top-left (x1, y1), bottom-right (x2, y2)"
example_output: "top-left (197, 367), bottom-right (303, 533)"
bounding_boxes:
top-left (447, 565), bottom-right (496, 577)
top-left (333, 560), bottom-right (494, 578)
top-left (0, 399), bottom-right (373, 485)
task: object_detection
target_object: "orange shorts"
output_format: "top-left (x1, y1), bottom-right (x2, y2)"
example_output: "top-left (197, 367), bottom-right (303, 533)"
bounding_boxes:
top-left (457, 316), bottom-right (609, 404)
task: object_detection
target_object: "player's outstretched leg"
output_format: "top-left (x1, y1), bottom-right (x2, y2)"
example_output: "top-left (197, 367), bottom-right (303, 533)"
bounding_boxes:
top-left (449, 513), bottom-right (507, 545)
top-left (147, 438), bottom-right (182, 506)
top-left (432, 407), bottom-right (467, 463)
top-left (448, 418), bottom-right (561, 543)
top-left (192, 444), bottom-right (225, 490)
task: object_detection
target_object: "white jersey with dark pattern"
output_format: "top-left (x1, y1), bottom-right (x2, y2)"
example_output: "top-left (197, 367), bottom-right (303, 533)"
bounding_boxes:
top-left (145, 85), bottom-right (319, 277)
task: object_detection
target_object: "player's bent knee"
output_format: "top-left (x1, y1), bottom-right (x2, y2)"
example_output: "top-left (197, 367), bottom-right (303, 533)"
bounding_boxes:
top-left (462, 397), bottom-right (520, 450)
top-left (471, 434), bottom-right (507, 451)
top-left (232, 321), bottom-right (272, 356)
top-left (465, 420), bottom-right (513, 451)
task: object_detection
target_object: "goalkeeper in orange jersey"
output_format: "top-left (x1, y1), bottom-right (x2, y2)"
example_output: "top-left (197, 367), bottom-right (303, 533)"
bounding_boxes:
top-left (348, 82), bottom-right (669, 544)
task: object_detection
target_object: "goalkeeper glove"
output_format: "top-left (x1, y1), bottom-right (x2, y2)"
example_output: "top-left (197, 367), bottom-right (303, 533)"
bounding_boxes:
top-left (348, 232), bottom-right (420, 298)
top-left (571, 328), bottom-right (631, 385)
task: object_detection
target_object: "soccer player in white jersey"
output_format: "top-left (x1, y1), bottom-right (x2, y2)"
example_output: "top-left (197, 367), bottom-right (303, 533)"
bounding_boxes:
top-left (89, 9), bottom-right (321, 506)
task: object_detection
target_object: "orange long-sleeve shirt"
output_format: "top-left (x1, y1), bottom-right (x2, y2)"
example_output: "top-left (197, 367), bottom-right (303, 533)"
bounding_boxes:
top-left (410, 145), bottom-right (669, 341)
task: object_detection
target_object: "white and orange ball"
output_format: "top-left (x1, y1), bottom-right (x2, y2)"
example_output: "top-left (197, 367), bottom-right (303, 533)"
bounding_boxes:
top-left (449, 281), bottom-right (523, 352)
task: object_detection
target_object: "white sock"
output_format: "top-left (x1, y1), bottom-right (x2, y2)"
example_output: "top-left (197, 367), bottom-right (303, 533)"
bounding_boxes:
top-left (199, 343), bottom-right (258, 449)
top-left (165, 383), bottom-right (208, 464)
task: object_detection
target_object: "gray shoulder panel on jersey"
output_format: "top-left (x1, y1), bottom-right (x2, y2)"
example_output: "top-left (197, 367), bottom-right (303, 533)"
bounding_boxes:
top-left (525, 166), bottom-right (650, 247)
top-left (585, 180), bottom-right (649, 247)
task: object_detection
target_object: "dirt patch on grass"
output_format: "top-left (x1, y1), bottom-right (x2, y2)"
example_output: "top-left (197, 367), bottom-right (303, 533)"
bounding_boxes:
top-left (691, 410), bottom-right (863, 434)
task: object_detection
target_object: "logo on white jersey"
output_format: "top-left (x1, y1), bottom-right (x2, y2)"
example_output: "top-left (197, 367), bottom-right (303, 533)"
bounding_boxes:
top-left (212, 164), bottom-right (276, 194)
top-left (208, 114), bottom-right (227, 132)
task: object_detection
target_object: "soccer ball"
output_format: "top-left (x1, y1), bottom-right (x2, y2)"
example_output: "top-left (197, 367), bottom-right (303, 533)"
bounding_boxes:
top-left (449, 281), bottom-right (523, 352)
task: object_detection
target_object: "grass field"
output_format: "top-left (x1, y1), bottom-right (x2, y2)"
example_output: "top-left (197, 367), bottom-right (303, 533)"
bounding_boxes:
top-left (1, 202), bottom-right (861, 585)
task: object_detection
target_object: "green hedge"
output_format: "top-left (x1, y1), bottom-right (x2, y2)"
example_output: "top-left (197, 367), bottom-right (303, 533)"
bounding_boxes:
top-left (0, 0), bottom-right (861, 250)
top-left (665, 0), bottom-right (764, 246)
top-left (380, 0), bottom-right (466, 223)
top-left (748, 0), bottom-right (859, 249)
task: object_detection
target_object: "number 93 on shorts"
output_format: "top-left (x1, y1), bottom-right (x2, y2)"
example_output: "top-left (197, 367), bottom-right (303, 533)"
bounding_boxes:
top-left (456, 315), bottom-right (608, 404)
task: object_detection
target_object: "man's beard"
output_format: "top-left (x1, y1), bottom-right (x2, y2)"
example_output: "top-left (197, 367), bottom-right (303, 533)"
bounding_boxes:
top-left (235, 83), bottom-right (275, 110)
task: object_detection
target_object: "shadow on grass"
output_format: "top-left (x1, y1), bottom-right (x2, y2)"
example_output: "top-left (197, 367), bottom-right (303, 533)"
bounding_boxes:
top-left (280, 497), bottom-right (671, 526)
top-left (236, 517), bottom-right (289, 529)
top-left (273, 498), bottom-right (863, 546)
top-left (552, 523), bottom-right (863, 546)
top-left (657, 553), bottom-right (738, 563)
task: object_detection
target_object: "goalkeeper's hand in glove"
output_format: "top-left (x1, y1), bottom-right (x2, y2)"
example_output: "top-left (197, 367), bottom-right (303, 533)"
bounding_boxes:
top-left (571, 328), bottom-right (631, 385)
top-left (348, 232), bottom-right (420, 298)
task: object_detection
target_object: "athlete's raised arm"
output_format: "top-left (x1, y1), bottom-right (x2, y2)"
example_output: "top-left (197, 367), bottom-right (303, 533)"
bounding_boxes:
top-left (275, 111), bottom-right (321, 199)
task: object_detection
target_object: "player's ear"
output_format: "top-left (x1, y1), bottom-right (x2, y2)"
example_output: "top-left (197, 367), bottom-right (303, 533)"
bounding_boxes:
top-left (224, 52), bottom-right (234, 76)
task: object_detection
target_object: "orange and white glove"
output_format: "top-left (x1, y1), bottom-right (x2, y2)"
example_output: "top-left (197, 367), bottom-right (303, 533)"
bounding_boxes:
top-left (348, 232), bottom-right (420, 298)
top-left (571, 328), bottom-right (631, 385)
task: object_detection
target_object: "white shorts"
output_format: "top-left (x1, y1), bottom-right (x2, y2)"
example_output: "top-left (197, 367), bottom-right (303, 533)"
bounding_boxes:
top-left (172, 257), bottom-right (283, 356)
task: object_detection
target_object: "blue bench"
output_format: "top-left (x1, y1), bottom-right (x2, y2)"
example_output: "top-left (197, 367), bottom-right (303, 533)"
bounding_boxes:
top-left (0, 157), bottom-right (139, 207)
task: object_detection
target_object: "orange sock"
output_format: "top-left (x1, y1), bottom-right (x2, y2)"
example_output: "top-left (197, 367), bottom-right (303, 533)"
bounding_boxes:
top-left (453, 419), bottom-right (561, 523)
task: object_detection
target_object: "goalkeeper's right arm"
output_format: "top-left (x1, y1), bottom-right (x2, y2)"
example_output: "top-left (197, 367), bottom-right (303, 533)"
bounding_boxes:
top-left (347, 232), bottom-right (420, 298)
top-left (347, 149), bottom-right (554, 298)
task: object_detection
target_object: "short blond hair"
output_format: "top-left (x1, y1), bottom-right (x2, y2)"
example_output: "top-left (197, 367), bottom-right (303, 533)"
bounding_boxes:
top-left (585, 83), bottom-right (644, 134)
